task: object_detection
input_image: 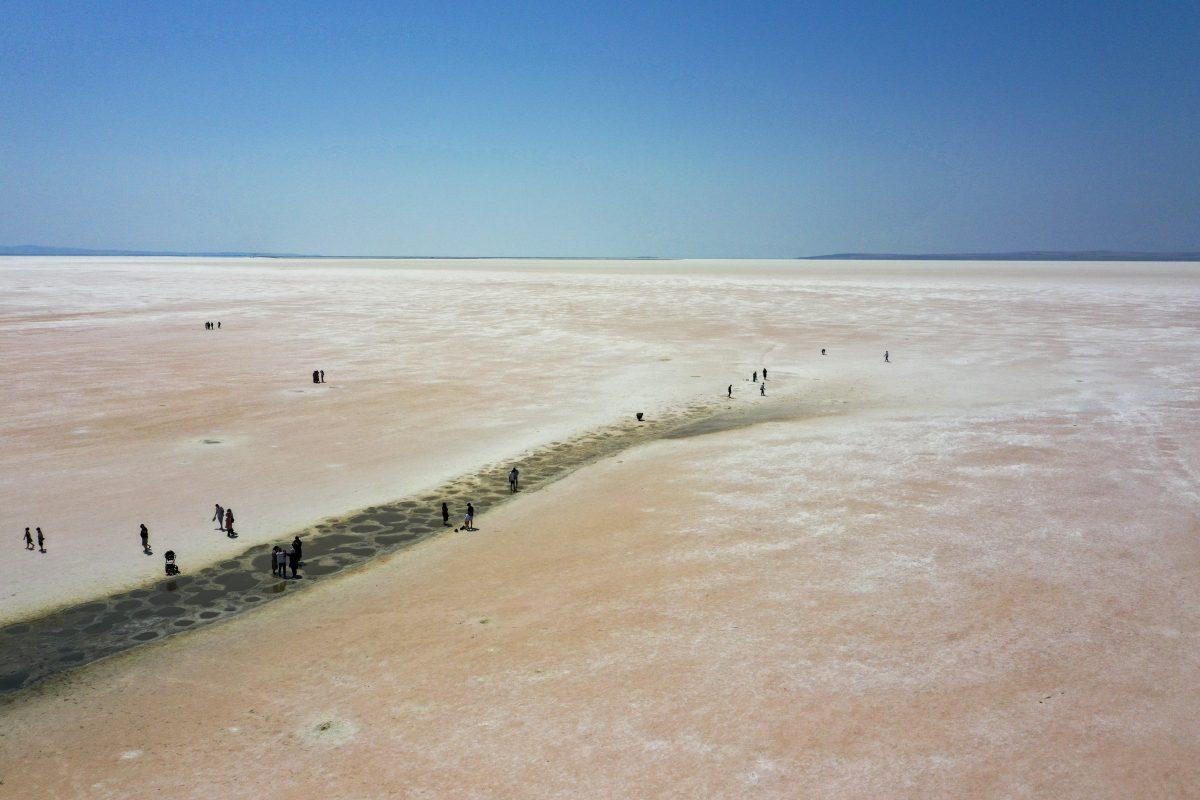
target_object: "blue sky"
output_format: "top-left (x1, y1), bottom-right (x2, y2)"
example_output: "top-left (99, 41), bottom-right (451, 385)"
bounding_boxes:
top-left (2, 1), bottom-right (1197, 256)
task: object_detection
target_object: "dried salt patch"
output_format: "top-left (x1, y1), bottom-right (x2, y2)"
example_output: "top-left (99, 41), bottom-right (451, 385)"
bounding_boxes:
top-left (298, 715), bottom-right (358, 747)
top-left (119, 750), bottom-right (143, 760)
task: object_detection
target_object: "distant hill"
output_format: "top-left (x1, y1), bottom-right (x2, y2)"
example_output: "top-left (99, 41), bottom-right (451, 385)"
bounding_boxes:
top-left (801, 251), bottom-right (1200, 262)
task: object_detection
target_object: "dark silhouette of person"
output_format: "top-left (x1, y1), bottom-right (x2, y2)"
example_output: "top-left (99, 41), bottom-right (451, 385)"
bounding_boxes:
top-left (727, 384), bottom-right (732, 398)
top-left (224, 509), bottom-right (235, 537)
top-left (140, 524), bottom-right (150, 553)
top-left (164, 550), bottom-right (179, 576)
top-left (752, 371), bottom-right (757, 383)
top-left (271, 545), bottom-right (282, 576)
top-left (288, 547), bottom-right (299, 578)
top-left (213, 503), bottom-right (224, 530)
top-left (763, 368), bottom-right (768, 380)
top-left (821, 348), bottom-right (826, 355)
top-left (636, 412), bottom-right (643, 421)
top-left (292, 536), bottom-right (303, 565)
top-left (760, 382), bottom-right (766, 396)
top-left (319, 370), bottom-right (325, 383)
top-left (275, 547), bottom-right (287, 576)
top-left (217, 321), bottom-right (221, 329)
top-left (884, 350), bottom-right (890, 363)
top-left (37, 527), bottom-right (45, 553)
top-left (313, 370), bottom-right (320, 384)
top-left (508, 467), bottom-right (520, 493)
top-left (24, 527), bottom-right (34, 550)
top-left (441, 502), bottom-right (450, 526)
top-left (463, 502), bottom-right (475, 531)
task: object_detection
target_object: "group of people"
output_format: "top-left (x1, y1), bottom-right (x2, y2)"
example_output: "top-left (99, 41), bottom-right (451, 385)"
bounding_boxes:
top-left (311, 370), bottom-right (326, 384)
top-left (203, 321), bottom-right (222, 330)
top-left (727, 366), bottom-right (770, 398)
top-left (446, 501), bottom-right (476, 532)
top-left (22, 526), bottom-right (46, 553)
top-left (212, 503), bottom-right (236, 537)
top-left (271, 536), bottom-right (303, 578)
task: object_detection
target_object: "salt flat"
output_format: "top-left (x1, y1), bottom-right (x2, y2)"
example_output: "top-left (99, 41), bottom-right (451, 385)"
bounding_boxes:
top-left (1, 258), bottom-right (1198, 797)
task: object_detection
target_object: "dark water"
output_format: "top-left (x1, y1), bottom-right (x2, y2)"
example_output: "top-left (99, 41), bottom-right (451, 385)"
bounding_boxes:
top-left (0, 399), bottom-right (763, 698)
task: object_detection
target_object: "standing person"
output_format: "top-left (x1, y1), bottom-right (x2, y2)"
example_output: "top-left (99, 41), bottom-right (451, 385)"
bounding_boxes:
top-left (508, 467), bottom-right (520, 493)
top-left (319, 370), bottom-right (325, 383)
top-left (24, 527), bottom-right (34, 550)
top-left (292, 536), bottom-right (303, 565)
top-left (821, 348), bottom-right (826, 355)
top-left (763, 367), bottom-right (768, 380)
top-left (727, 384), bottom-right (733, 398)
top-left (752, 370), bottom-right (757, 383)
top-left (458, 502), bottom-right (475, 532)
top-left (275, 547), bottom-right (287, 577)
top-left (288, 547), bottom-right (299, 578)
top-left (224, 508), bottom-right (235, 537)
top-left (36, 527), bottom-right (45, 553)
top-left (140, 524), bottom-right (150, 553)
top-left (760, 382), bottom-right (766, 396)
top-left (441, 502), bottom-right (449, 526)
top-left (217, 321), bottom-right (221, 329)
top-left (271, 545), bottom-right (282, 576)
top-left (312, 370), bottom-right (320, 384)
top-left (212, 503), bottom-right (224, 531)
top-left (884, 350), bottom-right (890, 363)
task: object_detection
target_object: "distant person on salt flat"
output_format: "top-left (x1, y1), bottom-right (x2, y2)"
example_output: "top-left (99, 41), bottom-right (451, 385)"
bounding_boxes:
top-left (271, 545), bottom-right (282, 576)
top-left (313, 370), bottom-right (320, 384)
top-left (217, 321), bottom-right (221, 329)
top-left (508, 467), bottom-right (520, 493)
top-left (821, 348), bottom-right (826, 355)
top-left (275, 547), bottom-right (287, 577)
top-left (224, 508), bottom-right (235, 537)
top-left (456, 502), bottom-right (476, 532)
top-left (288, 547), bottom-right (299, 578)
top-left (24, 527), bottom-right (34, 550)
top-left (212, 503), bottom-right (224, 531)
top-left (140, 524), bottom-right (151, 554)
top-left (760, 382), bottom-right (766, 396)
top-left (164, 550), bottom-right (180, 576)
top-left (292, 536), bottom-right (303, 565)
top-left (752, 371), bottom-right (757, 383)
top-left (884, 350), bottom-right (890, 363)
top-left (320, 370), bottom-right (325, 383)
top-left (441, 502), bottom-right (450, 527)
top-left (37, 527), bottom-right (45, 553)
top-left (763, 367), bottom-right (768, 380)
top-left (727, 384), bottom-right (733, 398)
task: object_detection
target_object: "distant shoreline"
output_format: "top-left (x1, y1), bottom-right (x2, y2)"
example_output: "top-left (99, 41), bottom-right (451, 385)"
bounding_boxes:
top-left (4, 245), bottom-right (1198, 262)
top-left (801, 251), bottom-right (1200, 262)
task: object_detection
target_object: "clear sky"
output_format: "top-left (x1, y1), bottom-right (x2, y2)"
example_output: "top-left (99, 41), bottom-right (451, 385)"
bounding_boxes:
top-left (2, 1), bottom-right (1197, 256)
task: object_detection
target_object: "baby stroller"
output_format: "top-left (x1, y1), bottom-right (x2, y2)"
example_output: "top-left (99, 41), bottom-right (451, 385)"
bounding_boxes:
top-left (164, 550), bottom-right (180, 576)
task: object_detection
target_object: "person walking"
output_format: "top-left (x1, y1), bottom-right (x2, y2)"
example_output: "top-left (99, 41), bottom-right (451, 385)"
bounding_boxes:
top-left (212, 503), bottom-right (224, 530)
top-left (508, 467), bottom-right (520, 493)
top-left (292, 536), bottom-right (303, 565)
top-left (224, 508), bottom-right (235, 537)
top-left (727, 384), bottom-right (733, 398)
top-left (24, 527), bottom-right (34, 550)
top-left (884, 350), bottom-right (890, 363)
top-left (441, 502), bottom-right (450, 527)
top-left (760, 382), bottom-right (766, 396)
top-left (36, 527), bottom-right (45, 553)
top-left (140, 523), bottom-right (150, 553)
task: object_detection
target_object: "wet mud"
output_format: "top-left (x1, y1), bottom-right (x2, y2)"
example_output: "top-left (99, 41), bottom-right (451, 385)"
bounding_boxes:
top-left (0, 397), bottom-right (787, 698)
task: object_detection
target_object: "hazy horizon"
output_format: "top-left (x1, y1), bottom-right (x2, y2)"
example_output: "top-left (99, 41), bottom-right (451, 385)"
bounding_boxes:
top-left (2, 2), bottom-right (1198, 257)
